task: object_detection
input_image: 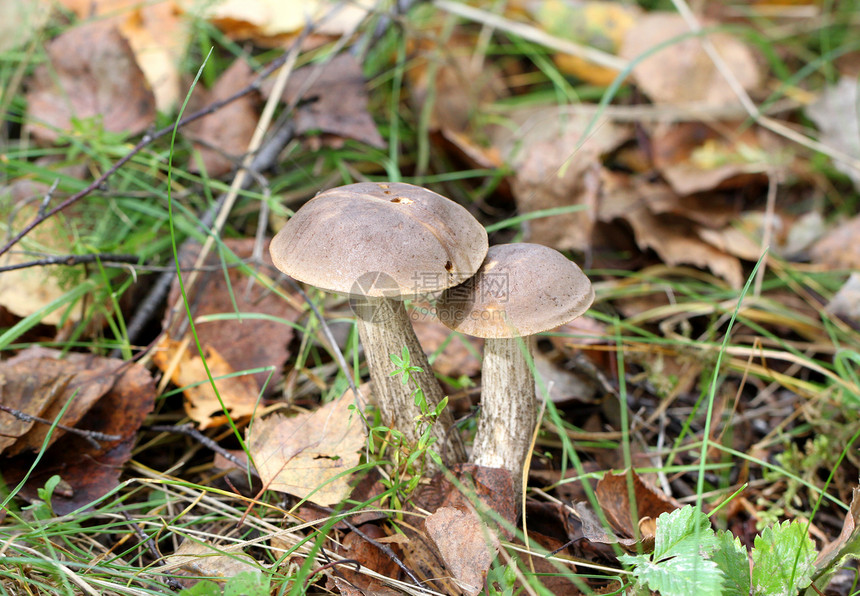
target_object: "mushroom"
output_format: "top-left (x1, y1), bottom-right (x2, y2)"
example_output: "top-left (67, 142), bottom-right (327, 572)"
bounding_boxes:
top-left (270, 182), bottom-right (488, 464)
top-left (436, 243), bottom-right (594, 490)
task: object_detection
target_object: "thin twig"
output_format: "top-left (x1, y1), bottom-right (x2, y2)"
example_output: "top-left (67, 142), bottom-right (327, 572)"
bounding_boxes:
top-left (323, 508), bottom-right (424, 588)
top-left (0, 404), bottom-right (122, 449)
top-left (0, 253), bottom-right (139, 273)
top-left (146, 423), bottom-right (252, 472)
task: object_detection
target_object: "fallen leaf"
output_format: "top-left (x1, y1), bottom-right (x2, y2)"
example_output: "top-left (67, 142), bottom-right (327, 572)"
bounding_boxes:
top-left (2, 349), bottom-right (155, 514)
top-left (264, 53), bottom-right (384, 149)
top-left (620, 12), bottom-right (763, 107)
top-left (810, 214), bottom-right (860, 270)
top-left (650, 122), bottom-right (780, 195)
top-left (0, 347), bottom-right (115, 455)
top-left (187, 59), bottom-right (260, 177)
top-left (163, 539), bottom-right (260, 587)
top-left (55, 0), bottom-right (189, 112)
top-left (603, 182), bottom-right (744, 288)
top-left (425, 506), bottom-right (498, 596)
top-left (596, 470), bottom-right (681, 544)
top-left (328, 523), bottom-right (402, 596)
top-left (25, 20), bottom-right (156, 142)
top-left (495, 107), bottom-right (630, 251)
top-left (152, 337), bottom-right (261, 429)
top-left (807, 77), bottom-right (860, 191)
top-left (164, 237), bottom-right (302, 393)
top-left (247, 389), bottom-right (365, 505)
top-left (814, 487), bottom-right (860, 581)
top-left (530, 0), bottom-right (639, 86)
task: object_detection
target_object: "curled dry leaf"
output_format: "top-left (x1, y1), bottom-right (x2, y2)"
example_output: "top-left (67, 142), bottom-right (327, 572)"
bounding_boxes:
top-left (25, 20), bottom-right (156, 142)
top-left (247, 389), bottom-right (365, 506)
top-left (595, 470), bottom-right (682, 546)
top-left (153, 337), bottom-right (261, 429)
top-left (620, 12), bottom-right (763, 108)
top-left (650, 122), bottom-right (780, 196)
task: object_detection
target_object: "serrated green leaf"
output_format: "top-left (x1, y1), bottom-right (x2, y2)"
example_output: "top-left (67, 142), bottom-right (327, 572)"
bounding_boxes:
top-left (618, 553), bottom-right (652, 567)
top-left (628, 552), bottom-right (724, 596)
top-left (752, 520), bottom-right (816, 595)
top-left (223, 571), bottom-right (269, 596)
top-left (178, 580), bottom-right (221, 596)
top-left (653, 506), bottom-right (718, 561)
top-left (713, 530), bottom-right (750, 596)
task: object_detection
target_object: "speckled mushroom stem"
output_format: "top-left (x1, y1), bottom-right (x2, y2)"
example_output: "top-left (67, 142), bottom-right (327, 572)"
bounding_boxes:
top-left (355, 297), bottom-right (467, 466)
top-left (472, 336), bottom-right (536, 497)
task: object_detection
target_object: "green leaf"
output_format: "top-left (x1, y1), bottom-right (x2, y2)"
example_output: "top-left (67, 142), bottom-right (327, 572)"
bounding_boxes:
top-left (627, 553), bottom-right (724, 596)
top-left (653, 506), bottom-right (718, 561)
top-left (178, 580), bottom-right (221, 596)
top-left (224, 571), bottom-right (269, 596)
top-left (752, 520), bottom-right (816, 595)
top-left (713, 530), bottom-right (750, 596)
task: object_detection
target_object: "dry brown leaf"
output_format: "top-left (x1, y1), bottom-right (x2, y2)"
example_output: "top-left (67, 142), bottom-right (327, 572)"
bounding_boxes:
top-left (247, 390), bottom-right (365, 505)
top-left (650, 122), bottom-right (776, 195)
top-left (600, 177), bottom-right (743, 287)
top-left (0, 348), bottom-right (117, 455)
top-left (620, 12), bottom-right (763, 107)
top-left (54, 0), bottom-right (188, 111)
top-left (2, 349), bottom-right (155, 514)
top-left (164, 539), bottom-right (260, 585)
top-left (328, 523), bottom-right (403, 596)
top-left (152, 337), bottom-right (260, 429)
top-left (25, 20), bottom-right (156, 142)
top-left (187, 59), bottom-right (260, 177)
top-left (596, 470), bottom-right (681, 543)
top-left (810, 214), bottom-right (860, 270)
top-left (815, 486), bottom-right (860, 573)
top-left (425, 506), bottom-right (498, 596)
top-left (496, 108), bottom-right (630, 252)
top-left (264, 53), bottom-right (384, 149)
top-left (164, 237), bottom-right (302, 393)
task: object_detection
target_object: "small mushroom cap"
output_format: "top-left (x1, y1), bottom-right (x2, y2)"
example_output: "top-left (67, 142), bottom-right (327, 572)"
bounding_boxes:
top-left (270, 182), bottom-right (488, 298)
top-left (436, 243), bottom-right (594, 338)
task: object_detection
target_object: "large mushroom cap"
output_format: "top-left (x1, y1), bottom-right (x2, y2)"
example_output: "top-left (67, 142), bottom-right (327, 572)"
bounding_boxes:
top-left (436, 243), bottom-right (594, 338)
top-left (270, 182), bottom-right (488, 298)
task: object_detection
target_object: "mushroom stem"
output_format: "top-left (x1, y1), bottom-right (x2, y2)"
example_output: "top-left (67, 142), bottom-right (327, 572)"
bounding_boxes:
top-left (472, 336), bottom-right (537, 493)
top-left (355, 297), bottom-right (467, 465)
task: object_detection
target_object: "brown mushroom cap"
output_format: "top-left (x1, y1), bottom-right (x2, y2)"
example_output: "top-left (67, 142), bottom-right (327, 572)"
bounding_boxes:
top-left (436, 243), bottom-right (594, 338)
top-left (270, 182), bottom-right (488, 298)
